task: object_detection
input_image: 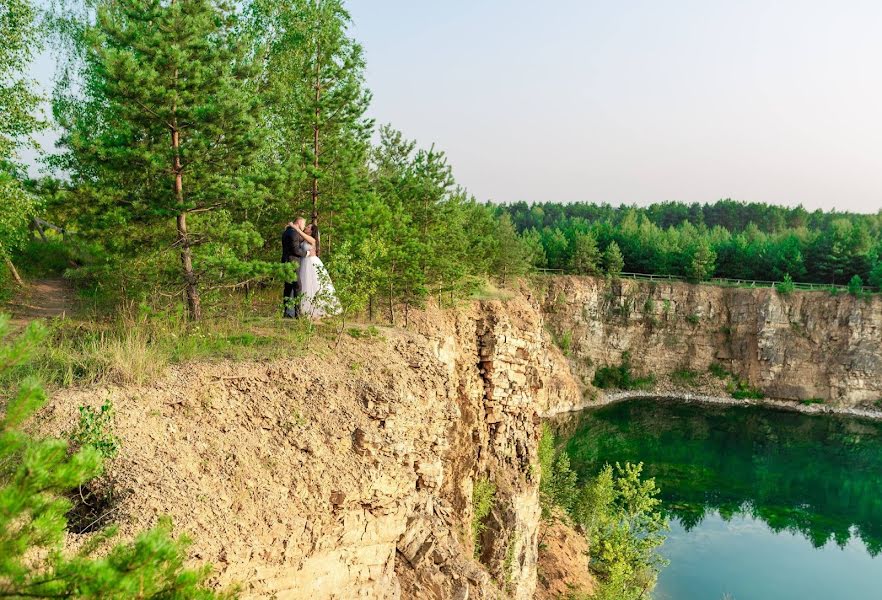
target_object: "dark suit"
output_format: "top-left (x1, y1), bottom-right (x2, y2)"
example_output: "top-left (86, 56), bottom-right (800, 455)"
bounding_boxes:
top-left (282, 226), bottom-right (307, 317)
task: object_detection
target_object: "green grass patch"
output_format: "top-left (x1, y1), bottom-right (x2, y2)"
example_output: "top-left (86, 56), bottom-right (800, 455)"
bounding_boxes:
top-left (592, 351), bottom-right (655, 390)
top-left (801, 398), bottom-right (825, 406)
top-left (472, 477), bottom-right (496, 558)
top-left (670, 368), bottom-right (699, 387)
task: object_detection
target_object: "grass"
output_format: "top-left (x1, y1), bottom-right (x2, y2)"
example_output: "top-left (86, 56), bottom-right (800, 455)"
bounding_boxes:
top-left (801, 398), bottom-right (825, 406)
top-left (592, 351), bottom-right (656, 391)
top-left (1, 289), bottom-right (320, 389)
top-left (708, 362), bottom-right (732, 379)
top-left (670, 368), bottom-right (699, 387)
top-left (472, 477), bottom-right (497, 558)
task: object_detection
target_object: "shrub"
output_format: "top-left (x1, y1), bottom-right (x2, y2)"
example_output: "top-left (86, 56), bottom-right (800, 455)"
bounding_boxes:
top-left (556, 330), bottom-right (573, 356)
top-left (538, 429), bottom-right (578, 517)
top-left (708, 362), bottom-right (731, 379)
top-left (729, 379), bottom-right (765, 400)
top-left (0, 315), bottom-right (232, 599)
top-left (777, 273), bottom-right (795, 295)
top-left (686, 313), bottom-right (700, 325)
top-left (71, 401), bottom-right (120, 460)
top-left (592, 352), bottom-right (655, 391)
top-left (848, 275), bottom-right (864, 297)
top-left (472, 477), bottom-right (496, 557)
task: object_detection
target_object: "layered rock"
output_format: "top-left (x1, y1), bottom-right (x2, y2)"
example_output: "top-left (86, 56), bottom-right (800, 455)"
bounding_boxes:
top-left (48, 295), bottom-right (577, 600)
top-left (540, 276), bottom-right (882, 406)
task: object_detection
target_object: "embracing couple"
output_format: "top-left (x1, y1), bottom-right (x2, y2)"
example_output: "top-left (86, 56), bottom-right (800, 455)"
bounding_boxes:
top-left (282, 217), bottom-right (340, 319)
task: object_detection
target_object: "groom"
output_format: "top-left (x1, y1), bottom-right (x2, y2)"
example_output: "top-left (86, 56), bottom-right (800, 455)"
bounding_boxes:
top-left (282, 217), bottom-right (308, 318)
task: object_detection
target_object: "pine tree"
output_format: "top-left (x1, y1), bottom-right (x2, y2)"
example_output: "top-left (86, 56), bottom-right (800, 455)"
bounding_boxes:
top-left (569, 232), bottom-right (602, 275)
top-left (688, 239), bottom-right (717, 282)
top-left (55, 0), bottom-right (279, 319)
top-left (250, 0), bottom-right (372, 250)
top-left (0, 315), bottom-right (231, 598)
top-left (483, 212), bottom-right (526, 284)
top-left (604, 241), bottom-right (625, 278)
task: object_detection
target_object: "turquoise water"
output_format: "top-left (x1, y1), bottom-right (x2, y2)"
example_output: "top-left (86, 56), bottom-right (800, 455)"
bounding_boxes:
top-left (562, 399), bottom-right (882, 600)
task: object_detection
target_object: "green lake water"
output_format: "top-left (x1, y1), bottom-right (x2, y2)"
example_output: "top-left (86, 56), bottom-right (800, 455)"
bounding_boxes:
top-left (561, 399), bottom-right (882, 600)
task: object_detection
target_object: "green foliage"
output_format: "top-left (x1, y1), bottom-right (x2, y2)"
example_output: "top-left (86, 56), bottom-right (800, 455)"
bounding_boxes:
top-left (688, 238), bottom-right (716, 282)
top-left (592, 352), bottom-right (655, 391)
top-left (686, 313), bottom-right (700, 325)
top-left (777, 273), bottom-right (796, 295)
top-left (801, 398), bottom-right (825, 406)
top-left (471, 477), bottom-right (496, 557)
top-left (0, 0), bottom-right (44, 162)
top-left (670, 368), bottom-right (699, 387)
top-left (569, 232), bottom-right (602, 275)
top-left (0, 315), bottom-right (231, 598)
top-left (540, 427), bottom-right (669, 599)
top-left (0, 172), bottom-right (39, 265)
top-left (323, 237), bottom-right (386, 345)
top-left (708, 362), bottom-right (731, 379)
top-left (574, 463), bottom-right (668, 597)
top-left (848, 274), bottom-right (864, 296)
top-left (554, 330), bottom-right (573, 356)
top-left (538, 426), bottom-right (578, 517)
top-left (729, 378), bottom-right (765, 400)
top-left (71, 401), bottom-right (119, 460)
top-left (603, 241), bottom-right (625, 278)
top-left (53, 0), bottom-right (294, 318)
top-left (502, 200), bottom-right (882, 288)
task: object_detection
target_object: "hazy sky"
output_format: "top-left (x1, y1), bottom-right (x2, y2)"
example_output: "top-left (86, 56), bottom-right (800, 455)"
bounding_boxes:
top-left (25, 1), bottom-right (882, 212)
top-left (347, 0), bottom-right (882, 212)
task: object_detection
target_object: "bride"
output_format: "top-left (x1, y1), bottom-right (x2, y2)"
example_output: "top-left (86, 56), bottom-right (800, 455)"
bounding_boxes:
top-left (295, 223), bottom-right (341, 318)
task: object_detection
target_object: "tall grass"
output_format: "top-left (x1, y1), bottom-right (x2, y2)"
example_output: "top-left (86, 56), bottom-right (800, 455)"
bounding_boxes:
top-left (1, 295), bottom-right (317, 389)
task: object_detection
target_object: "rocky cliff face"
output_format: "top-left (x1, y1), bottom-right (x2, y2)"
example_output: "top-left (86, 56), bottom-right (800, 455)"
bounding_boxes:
top-left (46, 277), bottom-right (882, 599)
top-left (538, 276), bottom-right (882, 406)
top-left (49, 296), bottom-right (578, 600)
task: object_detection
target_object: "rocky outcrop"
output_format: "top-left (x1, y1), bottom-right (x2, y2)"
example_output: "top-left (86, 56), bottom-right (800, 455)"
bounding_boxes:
top-left (48, 295), bottom-right (577, 600)
top-left (539, 276), bottom-right (882, 407)
top-left (45, 276), bottom-right (882, 599)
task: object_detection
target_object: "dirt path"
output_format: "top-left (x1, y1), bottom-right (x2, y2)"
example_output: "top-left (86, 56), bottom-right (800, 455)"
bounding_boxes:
top-left (6, 277), bottom-right (78, 328)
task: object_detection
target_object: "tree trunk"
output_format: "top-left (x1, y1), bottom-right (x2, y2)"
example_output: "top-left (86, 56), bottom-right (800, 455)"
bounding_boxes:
top-left (172, 117), bottom-right (200, 320)
top-left (311, 35), bottom-right (322, 225)
top-left (4, 256), bottom-right (24, 286)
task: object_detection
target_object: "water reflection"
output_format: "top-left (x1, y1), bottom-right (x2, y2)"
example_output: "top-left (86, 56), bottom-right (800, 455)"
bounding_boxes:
top-left (559, 399), bottom-right (882, 555)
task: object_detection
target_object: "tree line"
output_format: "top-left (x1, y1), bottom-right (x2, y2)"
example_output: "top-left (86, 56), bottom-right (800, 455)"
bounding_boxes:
top-left (503, 200), bottom-right (882, 287)
top-left (1, 0), bottom-right (533, 318)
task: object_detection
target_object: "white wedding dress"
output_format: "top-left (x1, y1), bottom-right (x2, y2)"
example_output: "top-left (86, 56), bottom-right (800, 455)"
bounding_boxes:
top-left (298, 242), bottom-right (341, 317)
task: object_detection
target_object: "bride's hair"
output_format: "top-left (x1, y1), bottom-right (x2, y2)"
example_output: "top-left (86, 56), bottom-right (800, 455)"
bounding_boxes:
top-left (309, 224), bottom-right (321, 257)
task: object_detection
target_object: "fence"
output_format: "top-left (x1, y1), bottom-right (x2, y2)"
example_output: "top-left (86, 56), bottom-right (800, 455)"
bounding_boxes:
top-left (532, 269), bottom-right (878, 294)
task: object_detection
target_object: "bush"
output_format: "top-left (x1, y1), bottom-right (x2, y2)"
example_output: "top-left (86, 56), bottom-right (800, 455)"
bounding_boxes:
top-left (539, 428), bottom-right (669, 599)
top-left (71, 400), bottom-right (119, 460)
top-left (777, 273), bottom-right (795, 295)
top-left (472, 477), bottom-right (496, 557)
top-left (729, 378), bottom-right (764, 400)
top-left (708, 362), bottom-right (731, 379)
top-left (848, 275), bottom-right (864, 297)
top-left (538, 426), bottom-right (578, 517)
top-left (0, 315), bottom-right (232, 599)
top-left (592, 352), bottom-right (655, 391)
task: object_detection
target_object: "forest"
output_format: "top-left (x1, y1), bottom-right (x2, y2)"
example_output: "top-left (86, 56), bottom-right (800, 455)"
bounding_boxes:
top-left (0, 0), bottom-right (532, 321)
top-left (503, 200), bottom-right (882, 288)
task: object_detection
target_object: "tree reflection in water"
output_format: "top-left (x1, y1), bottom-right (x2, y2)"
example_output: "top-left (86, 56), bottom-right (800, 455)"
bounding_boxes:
top-left (561, 399), bottom-right (882, 556)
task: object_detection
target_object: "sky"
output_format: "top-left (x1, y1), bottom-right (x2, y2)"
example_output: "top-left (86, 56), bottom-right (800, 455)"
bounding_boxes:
top-left (24, 0), bottom-right (882, 213)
